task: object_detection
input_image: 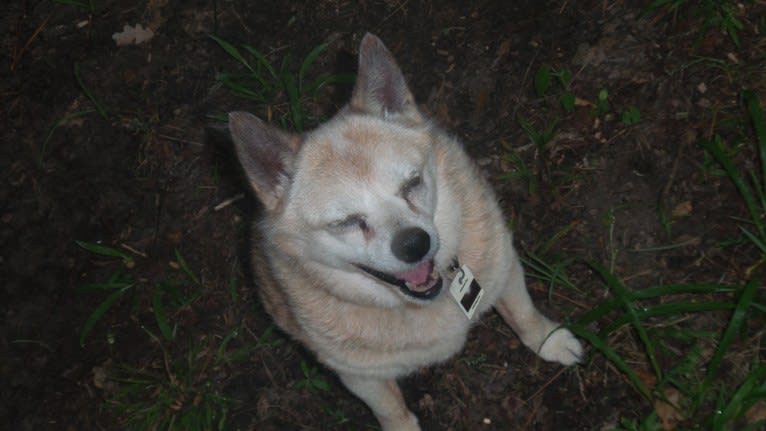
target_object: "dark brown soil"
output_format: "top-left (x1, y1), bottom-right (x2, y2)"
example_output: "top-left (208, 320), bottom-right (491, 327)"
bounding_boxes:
top-left (2, 1), bottom-right (764, 430)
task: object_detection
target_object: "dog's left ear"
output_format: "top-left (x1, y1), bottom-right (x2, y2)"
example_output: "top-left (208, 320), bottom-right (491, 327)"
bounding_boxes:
top-left (350, 33), bottom-right (423, 123)
top-left (229, 112), bottom-right (301, 211)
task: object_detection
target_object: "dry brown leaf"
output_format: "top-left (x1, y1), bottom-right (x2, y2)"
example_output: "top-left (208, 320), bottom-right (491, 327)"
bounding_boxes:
top-left (112, 24), bottom-right (154, 46)
top-left (635, 368), bottom-right (658, 389)
top-left (495, 38), bottom-right (512, 60)
top-left (92, 359), bottom-right (117, 392)
top-left (671, 201), bottom-right (693, 217)
top-left (654, 387), bottom-right (684, 431)
top-left (575, 97), bottom-right (595, 107)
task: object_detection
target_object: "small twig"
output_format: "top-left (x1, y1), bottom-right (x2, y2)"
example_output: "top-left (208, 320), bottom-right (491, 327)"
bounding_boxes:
top-left (157, 134), bottom-right (203, 147)
top-left (383, 0), bottom-right (410, 22)
top-left (11, 14), bottom-right (51, 71)
top-left (524, 366), bottom-right (568, 404)
top-left (214, 193), bottom-right (244, 211)
top-left (121, 243), bottom-right (148, 258)
top-left (550, 289), bottom-right (590, 310)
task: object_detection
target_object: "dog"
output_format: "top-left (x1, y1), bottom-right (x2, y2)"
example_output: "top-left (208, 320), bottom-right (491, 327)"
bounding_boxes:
top-left (228, 33), bottom-right (583, 431)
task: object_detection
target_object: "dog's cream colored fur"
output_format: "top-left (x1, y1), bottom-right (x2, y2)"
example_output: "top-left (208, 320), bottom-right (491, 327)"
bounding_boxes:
top-left (229, 33), bottom-right (583, 431)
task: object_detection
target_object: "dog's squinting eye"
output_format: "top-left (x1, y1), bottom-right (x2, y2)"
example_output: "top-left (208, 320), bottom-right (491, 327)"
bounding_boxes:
top-left (401, 175), bottom-right (422, 196)
top-left (328, 215), bottom-right (368, 231)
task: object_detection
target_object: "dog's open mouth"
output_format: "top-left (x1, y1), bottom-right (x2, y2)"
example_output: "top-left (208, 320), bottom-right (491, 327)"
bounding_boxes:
top-left (356, 260), bottom-right (443, 300)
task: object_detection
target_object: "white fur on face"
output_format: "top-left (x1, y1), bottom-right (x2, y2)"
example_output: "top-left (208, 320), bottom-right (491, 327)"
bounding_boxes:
top-left (280, 115), bottom-right (441, 278)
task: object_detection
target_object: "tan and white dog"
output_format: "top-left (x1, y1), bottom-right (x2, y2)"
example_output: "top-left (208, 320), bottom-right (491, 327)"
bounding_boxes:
top-left (229, 33), bottom-right (582, 431)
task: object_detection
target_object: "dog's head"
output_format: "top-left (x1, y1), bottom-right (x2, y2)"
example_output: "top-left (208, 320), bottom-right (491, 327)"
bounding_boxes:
top-left (230, 33), bottom-right (444, 305)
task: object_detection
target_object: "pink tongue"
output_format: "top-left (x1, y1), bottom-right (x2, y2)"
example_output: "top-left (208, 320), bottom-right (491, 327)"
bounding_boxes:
top-left (396, 260), bottom-right (432, 285)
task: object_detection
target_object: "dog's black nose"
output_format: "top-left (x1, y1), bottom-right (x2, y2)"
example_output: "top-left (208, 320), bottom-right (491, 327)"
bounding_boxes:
top-left (391, 227), bottom-right (430, 263)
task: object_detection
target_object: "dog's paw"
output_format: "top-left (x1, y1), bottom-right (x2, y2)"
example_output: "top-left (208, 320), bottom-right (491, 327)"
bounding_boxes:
top-left (538, 328), bottom-right (583, 366)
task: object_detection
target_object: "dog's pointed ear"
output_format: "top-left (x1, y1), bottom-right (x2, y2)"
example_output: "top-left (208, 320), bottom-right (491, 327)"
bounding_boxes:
top-left (229, 112), bottom-right (300, 211)
top-left (350, 33), bottom-right (423, 123)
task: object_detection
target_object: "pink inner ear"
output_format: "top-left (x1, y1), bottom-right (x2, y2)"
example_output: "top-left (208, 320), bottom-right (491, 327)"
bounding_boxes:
top-left (353, 33), bottom-right (414, 116)
top-left (229, 112), bottom-right (299, 210)
top-left (376, 72), bottom-right (397, 112)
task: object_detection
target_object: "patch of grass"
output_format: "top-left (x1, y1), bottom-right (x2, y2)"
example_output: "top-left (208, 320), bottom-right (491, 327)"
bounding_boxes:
top-left (40, 63), bottom-right (111, 167)
top-left (534, 65), bottom-right (576, 113)
top-left (594, 88), bottom-right (610, 116)
top-left (519, 116), bottom-right (558, 153)
top-left (210, 35), bottom-right (354, 132)
top-left (499, 138), bottom-right (537, 195)
top-left (499, 117), bottom-right (559, 196)
top-left (323, 405), bottom-right (352, 426)
top-left (75, 240), bottom-right (273, 430)
top-left (584, 91), bottom-right (766, 430)
top-left (521, 221), bottom-right (582, 302)
top-left (522, 252), bottom-right (579, 295)
top-left (643, 0), bottom-right (745, 48)
top-left (295, 360), bottom-right (331, 393)
top-left (111, 336), bottom-right (235, 431)
top-left (76, 242), bottom-right (200, 346)
top-left (701, 91), bottom-right (766, 273)
top-left (621, 106), bottom-right (642, 125)
top-left (458, 353), bottom-right (488, 368)
top-left (569, 262), bottom-right (764, 430)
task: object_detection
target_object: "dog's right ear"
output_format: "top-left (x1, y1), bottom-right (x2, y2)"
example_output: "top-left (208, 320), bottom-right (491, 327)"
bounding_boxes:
top-left (228, 112), bottom-right (300, 211)
top-left (350, 33), bottom-right (423, 123)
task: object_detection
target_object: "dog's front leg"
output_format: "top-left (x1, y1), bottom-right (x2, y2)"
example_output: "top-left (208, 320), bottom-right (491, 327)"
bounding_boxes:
top-left (494, 252), bottom-right (583, 366)
top-left (338, 372), bottom-right (420, 431)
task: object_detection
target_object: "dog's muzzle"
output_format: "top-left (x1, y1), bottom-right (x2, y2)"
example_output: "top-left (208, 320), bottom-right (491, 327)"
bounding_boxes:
top-left (356, 259), bottom-right (443, 300)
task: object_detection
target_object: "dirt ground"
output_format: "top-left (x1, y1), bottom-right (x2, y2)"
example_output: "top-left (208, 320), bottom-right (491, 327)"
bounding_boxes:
top-left (2, 0), bottom-right (765, 430)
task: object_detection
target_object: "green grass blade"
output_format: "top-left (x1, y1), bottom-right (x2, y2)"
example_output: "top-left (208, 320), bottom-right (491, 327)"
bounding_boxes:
top-left (702, 135), bottom-right (764, 238)
top-left (306, 72), bottom-right (356, 98)
top-left (568, 323), bottom-right (652, 399)
top-left (521, 253), bottom-right (578, 291)
top-left (298, 43), bottom-right (328, 90)
top-left (228, 270), bottom-right (239, 302)
top-left (712, 362), bottom-right (766, 429)
top-left (588, 262), bottom-right (662, 380)
top-left (283, 73), bottom-right (303, 132)
top-left (536, 220), bottom-right (579, 256)
top-left (76, 240), bottom-right (130, 259)
top-left (578, 283), bottom-right (736, 325)
top-left (76, 270), bottom-right (133, 294)
top-left (749, 169), bottom-right (766, 220)
top-left (76, 280), bottom-right (134, 293)
top-left (39, 109), bottom-right (95, 167)
top-left (175, 249), bottom-right (200, 285)
top-left (600, 301), bottom-right (734, 334)
top-left (80, 285), bottom-right (131, 346)
top-left (697, 277), bottom-right (759, 411)
top-left (242, 45), bottom-right (278, 80)
top-left (151, 284), bottom-right (174, 341)
top-left (215, 72), bottom-right (269, 99)
top-left (744, 91), bottom-right (766, 201)
top-left (534, 65), bottom-right (551, 97)
top-left (741, 226), bottom-right (766, 255)
top-left (209, 35), bottom-right (254, 73)
top-left (73, 63), bottom-right (109, 119)
top-left (518, 116), bottom-right (541, 147)
top-left (216, 327), bottom-right (240, 363)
